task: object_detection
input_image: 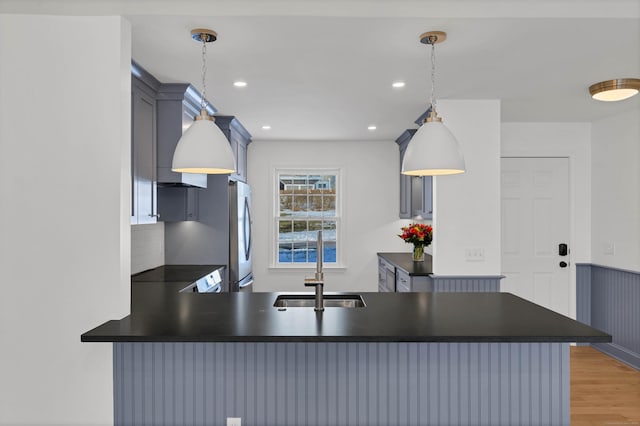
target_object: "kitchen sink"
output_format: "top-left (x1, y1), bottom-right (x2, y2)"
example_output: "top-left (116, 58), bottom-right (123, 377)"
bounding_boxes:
top-left (273, 294), bottom-right (366, 308)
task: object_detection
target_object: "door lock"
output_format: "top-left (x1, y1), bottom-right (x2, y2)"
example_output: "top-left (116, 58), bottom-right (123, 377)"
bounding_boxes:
top-left (559, 261), bottom-right (568, 268)
top-left (559, 243), bottom-right (568, 256)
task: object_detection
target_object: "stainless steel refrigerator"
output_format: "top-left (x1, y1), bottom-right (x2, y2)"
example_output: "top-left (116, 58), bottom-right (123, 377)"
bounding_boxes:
top-left (229, 180), bottom-right (253, 292)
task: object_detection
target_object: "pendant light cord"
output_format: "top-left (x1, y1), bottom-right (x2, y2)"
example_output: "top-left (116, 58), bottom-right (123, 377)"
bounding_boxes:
top-left (430, 41), bottom-right (437, 114)
top-left (200, 36), bottom-right (208, 111)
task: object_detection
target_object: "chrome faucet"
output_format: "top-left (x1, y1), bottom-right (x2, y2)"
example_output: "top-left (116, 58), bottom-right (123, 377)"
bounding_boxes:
top-left (304, 231), bottom-right (324, 311)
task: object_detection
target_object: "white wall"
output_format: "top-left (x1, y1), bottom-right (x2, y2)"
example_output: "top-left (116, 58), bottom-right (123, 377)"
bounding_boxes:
top-left (591, 108), bottom-right (640, 271)
top-left (248, 140), bottom-right (412, 292)
top-left (0, 15), bottom-right (131, 426)
top-left (131, 223), bottom-right (165, 274)
top-left (432, 100), bottom-right (502, 275)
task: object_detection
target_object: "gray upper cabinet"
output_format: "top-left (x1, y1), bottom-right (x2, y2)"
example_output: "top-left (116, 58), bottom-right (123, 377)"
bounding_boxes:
top-left (156, 83), bottom-right (212, 188)
top-left (396, 129), bottom-right (433, 220)
top-left (214, 116), bottom-right (251, 182)
top-left (130, 61), bottom-right (251, 223)
top-left (131, 66), bottom-right (158, 225)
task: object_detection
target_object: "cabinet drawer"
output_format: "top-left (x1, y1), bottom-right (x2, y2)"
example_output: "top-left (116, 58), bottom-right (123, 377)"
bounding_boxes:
top-left (378, 257), bottom-right (394, 271)
top-left (396, 269), bottom-right (411, 292)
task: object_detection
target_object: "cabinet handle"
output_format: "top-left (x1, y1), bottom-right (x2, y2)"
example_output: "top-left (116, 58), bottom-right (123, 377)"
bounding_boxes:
top-left (148, 214), bottom-right (160, 218)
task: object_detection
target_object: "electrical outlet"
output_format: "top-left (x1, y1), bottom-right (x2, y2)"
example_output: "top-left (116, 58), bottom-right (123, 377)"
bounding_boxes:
top-left (465, 248), bottom-right (485, 261)
top-left (227, 418), bottom-right (241, 426)
top-left (604, 243), bottom-right (615, 255)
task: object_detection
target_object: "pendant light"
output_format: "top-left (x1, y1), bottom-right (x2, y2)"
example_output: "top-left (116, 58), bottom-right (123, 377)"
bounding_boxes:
top-left (402, 31), bottom-right (465, 176)
top-left (588, 78), bottom-right (640, 102)
top-left (172, 29), bottom-right (236, 175)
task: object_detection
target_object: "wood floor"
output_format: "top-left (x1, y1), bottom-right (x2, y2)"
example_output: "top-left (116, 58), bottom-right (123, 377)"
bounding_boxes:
top-left (571, 346), bottom-right (640, 426)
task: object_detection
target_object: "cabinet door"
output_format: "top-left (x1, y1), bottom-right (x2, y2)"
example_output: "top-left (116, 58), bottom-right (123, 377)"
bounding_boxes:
top-left (131, 85), bottom-right (157, 225)
top-left (230, 132), bottom-right (248, 182)
top-left (414, 176), bottom-right (433, 220)
top-left (378, 257), bottom-right (387, 292)
top-left (237, 140), bottom-right (247, 181)
top-left (378, 266), bottom-right (386, 292)
top-left (397, 129), bottom-right (432, 220)
top-left (422, 176), bottom-right (433, 219)
top-left (399, 145), bottom-right (412, 219)
top-left (396, 269), bottom-right (411, 292)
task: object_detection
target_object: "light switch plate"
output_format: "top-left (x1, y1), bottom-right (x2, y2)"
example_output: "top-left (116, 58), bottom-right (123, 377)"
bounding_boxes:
top-left (227, 418), bottom-right (241, 426)
top-left (465, 248), bottom-right (485, 261)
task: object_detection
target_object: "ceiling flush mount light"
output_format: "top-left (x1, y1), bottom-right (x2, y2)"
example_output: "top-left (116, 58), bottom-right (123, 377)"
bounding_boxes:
top-left (368, 125), bottom-right (377, 131)
top-left (589, 78), bottom-right (640, 102)
top-left (261, 125), bottom-right (271, 130)
top-left (402, 31), bottom-right (465, 176)
top-left (233, 81), bottom-right (247, 87)
top-left (172, 28), bottom-right (236, 175)
top-left (392, 81), bottom-right (406, 88)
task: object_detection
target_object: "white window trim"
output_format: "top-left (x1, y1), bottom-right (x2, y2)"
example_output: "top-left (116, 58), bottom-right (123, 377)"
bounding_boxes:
top-left (270, 167), bottom-right (345, 269)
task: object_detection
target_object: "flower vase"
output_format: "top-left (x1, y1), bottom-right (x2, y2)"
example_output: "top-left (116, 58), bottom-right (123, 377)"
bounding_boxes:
top-left (413, 245), bottom-right (425, 262)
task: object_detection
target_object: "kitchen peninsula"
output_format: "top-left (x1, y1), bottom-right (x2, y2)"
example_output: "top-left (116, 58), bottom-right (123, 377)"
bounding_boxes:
top-left (82, 266), bottom-right (610, 426)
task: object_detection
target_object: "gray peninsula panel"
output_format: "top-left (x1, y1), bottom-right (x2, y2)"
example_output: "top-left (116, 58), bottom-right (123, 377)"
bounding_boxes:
top-left (114, 341), bottom-right (570, 426)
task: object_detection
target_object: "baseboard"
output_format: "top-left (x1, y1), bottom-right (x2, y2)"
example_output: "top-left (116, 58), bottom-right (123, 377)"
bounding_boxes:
top-left (592, 342), bottom-right (640, 371)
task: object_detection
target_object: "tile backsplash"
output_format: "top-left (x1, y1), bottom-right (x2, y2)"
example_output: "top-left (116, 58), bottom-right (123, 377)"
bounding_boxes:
top-left (131, 223), bottom-right (164, 274)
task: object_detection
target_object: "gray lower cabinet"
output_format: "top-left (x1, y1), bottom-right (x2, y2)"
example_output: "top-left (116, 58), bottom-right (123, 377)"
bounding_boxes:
top-left (378, 254), bottom-right (502, 293)
top-left (378, 256), bottom-right (431, 292)
top-left (396, 129), bottom-right (433, 220)
top-left (395, 267), bottom-right (432, 292)
top-left (131, 72), bottom-right (158, 225)
top-left (378, 257), bottom-right (396, 292)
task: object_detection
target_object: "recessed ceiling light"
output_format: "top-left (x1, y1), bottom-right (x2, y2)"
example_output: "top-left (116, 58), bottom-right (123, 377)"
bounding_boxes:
top-left (261, 125), bottom-right (271, 130)
top-left (392, 81), bottom-right (406, 88)
top-left (368, 125), bottom-right (377, 131)
top-left (233, 81), bottom-right (247, 87)
top-left (589, 78), bottom-right (640, 102)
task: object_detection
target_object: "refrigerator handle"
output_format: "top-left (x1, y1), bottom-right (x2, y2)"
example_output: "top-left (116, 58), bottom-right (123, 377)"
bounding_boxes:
top-left (244, 197), bottom-right (252, 261)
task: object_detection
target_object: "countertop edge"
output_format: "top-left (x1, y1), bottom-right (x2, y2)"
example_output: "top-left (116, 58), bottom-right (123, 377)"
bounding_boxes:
top-left (81, 335), bottom-right (612, 343)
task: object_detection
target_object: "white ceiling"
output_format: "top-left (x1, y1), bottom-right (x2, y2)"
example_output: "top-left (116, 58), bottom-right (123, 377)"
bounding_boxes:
top-left (2, 0), bottom-right (639, 141)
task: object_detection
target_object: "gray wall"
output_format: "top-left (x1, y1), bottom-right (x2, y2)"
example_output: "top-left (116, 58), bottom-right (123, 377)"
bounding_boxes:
top-left (576, 263), bottom-right (640, 368)
top-left (115, 341), bottom-right (569, 426)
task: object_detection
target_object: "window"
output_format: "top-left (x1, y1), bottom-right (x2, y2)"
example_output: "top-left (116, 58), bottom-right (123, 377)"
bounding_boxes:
top-left (275, 169), bottom-right (340, 266)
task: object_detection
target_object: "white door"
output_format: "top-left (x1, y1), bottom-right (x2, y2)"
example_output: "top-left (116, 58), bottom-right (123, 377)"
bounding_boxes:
top-left (501, 158), bottom-right (570, 316)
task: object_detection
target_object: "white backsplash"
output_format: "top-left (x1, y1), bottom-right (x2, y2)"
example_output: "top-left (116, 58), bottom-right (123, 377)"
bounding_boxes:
top-left (131, 223), bottom-right (165, 274)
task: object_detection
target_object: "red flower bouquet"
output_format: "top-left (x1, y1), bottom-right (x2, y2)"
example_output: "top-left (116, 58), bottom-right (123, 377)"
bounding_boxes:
top-left (399, 223), bottom-right (432, 261)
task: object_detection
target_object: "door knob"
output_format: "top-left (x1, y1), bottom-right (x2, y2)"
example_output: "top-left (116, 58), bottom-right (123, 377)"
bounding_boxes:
top-left (559, 261), bottom-right (568, 268)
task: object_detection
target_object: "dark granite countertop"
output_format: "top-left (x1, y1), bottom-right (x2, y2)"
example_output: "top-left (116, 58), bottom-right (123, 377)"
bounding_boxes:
top-left (130, 265), bottom-right (225, 313)
top-left (132, 264), bottom-right (225, 282)
top-left (378, 252), bottom-right (433, 276)
top-left (82, 285), bottom-right (611, 343)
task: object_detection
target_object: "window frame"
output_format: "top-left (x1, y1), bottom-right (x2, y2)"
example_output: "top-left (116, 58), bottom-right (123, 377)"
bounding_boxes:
top-left (271, 167), bottom-right (344, 269)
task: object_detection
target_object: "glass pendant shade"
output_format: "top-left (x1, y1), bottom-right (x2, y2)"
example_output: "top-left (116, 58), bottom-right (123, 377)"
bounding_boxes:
top-left (172, 117), bottom-right (236, 174)
top-left (401, 120), bottom-right (465, 176)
